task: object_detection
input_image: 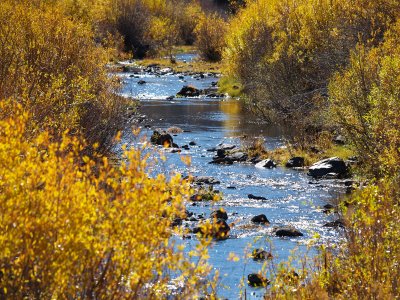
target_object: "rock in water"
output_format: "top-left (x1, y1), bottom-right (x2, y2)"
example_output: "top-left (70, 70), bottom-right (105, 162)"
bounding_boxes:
top-left (176, 85), bottom-right (201, 97)
top-left (286, 157), bottom-right (305, 168)
top-left (251, 214), bottom-right (270, 224)
top-left (210, 208), bottom-right (228, 221)
top-left (251, 249), bottom-right (273, 261)
top-left (248, 194), bottom-right (267, 200)
top-left (247, 273), bottom-right (269, 287)
top-left (274, 226), bottom-right (303, 237)
top-left (150, 130), bottom-right (174, 147)
top-left (255, 159), bottom-right (277, 169)
top-left (308, 157), bottom-right (348, 178)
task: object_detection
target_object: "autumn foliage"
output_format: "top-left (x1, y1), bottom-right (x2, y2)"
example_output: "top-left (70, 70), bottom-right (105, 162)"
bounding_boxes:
top-left (0, 101), bottom-right (212, 298)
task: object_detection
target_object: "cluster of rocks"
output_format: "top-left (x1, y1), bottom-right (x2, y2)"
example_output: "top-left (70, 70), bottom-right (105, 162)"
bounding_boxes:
top-left (207, 143), bottom-right (273, 166)
top-left (176, 85), bottom-right (225, 99)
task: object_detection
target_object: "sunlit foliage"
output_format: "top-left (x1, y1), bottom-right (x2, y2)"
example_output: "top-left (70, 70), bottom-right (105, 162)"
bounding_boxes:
top-left (0, 100), bottom-right (212, 298)
top-left (224, 0), bottom-right (400, 133)
top-left (0, 0), bottom-right (129, 152)
top-left (195, 12), bottom-right (227, 62)
top-left (329, 19), bottom-right (400, 178)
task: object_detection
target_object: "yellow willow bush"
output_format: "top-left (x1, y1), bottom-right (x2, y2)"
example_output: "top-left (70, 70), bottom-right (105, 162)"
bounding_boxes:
top-left (224, 0), bottom-right (400, 133)
top-left (329, 19), bottom-right (400, 178)
top-left (0, 1), bottom-right (130, 152)
top-left (195, 13), bottom-right (227, 62)
top-left (262, 179), bottom-right (400, 299)
top-left (0, 101), bottom-right (213, 298)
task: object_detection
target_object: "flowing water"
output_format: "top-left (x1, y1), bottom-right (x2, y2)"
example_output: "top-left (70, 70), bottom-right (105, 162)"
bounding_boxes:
top-left (118, 57), bottom-right (344, 299)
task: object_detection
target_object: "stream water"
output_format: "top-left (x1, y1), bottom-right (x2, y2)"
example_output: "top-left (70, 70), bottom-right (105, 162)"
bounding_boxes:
top-left (118, 57), bottom-right (345, 299)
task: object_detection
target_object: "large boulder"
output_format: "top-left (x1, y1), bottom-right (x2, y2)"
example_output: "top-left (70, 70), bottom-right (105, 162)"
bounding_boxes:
top-left (150, 130), bottom-right (174, 147)
top-left (286, 157), bottom-right (305, 168)
top-left (274, 226), bottom-right (303, 237)
top-left (176, 85), bottom-right (201, 97)
top-left (255, 159), bottom-right (277, 169)
top-left (308, 157), bottom-right (348, 178)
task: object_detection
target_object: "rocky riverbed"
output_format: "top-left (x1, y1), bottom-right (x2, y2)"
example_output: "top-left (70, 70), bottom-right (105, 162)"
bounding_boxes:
top-left (118, 57), bottom-right (351, 299)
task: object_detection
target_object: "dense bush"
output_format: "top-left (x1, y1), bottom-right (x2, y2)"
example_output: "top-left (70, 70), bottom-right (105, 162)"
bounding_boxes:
top-left (329, 19), bottom-right (400, 178)
top-left (111, 0), bottom-right (203, 57)
top-left (0, 101), bottom-right (212, 298)
top-left (195, 13), bottom-right (227, 61)
top-left (224, 0), bottom-right (400, 133)
top-left (0, 0), bottom-right (130, 152)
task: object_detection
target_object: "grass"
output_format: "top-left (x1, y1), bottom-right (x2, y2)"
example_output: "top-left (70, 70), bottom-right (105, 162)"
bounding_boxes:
top-left (269, 144), bottom-right (355, 166)
top-left (217, 75), bottom-right (243, 97)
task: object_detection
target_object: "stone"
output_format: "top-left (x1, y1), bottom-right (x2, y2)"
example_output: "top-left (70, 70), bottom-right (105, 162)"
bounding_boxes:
top-left (192, 176), bottom-right (220, 185)
top-left (286, 157), bottom-right (305, 168)
top-left (274, 226), bottom-right (303, 237)
top-left (209, 157), bottom-right (234, 165)
top-left (251, 249), bottom-right (273, 261)
top-left (333, 135), bottom-right (346, 145)
top-left (247, 274), bottom-right (269, 287)
top-left (137, 80), bottom-right (146, 85)
top-left (150, 130), bottom-right (173, 147)
top-left (255, 159), bottom-right (277, 169)
top-left (251, 214), bottom-right (270, 224)
top-left (176, 85), bottom-right (201, 97)
top-left (228, 152), bottom-right (248, 162)
top-left (210, 208), bottom-right (228, 221)
top-left (308, 157), bottom-right (348, 178)
top-left (248, 194), bottom-right (267, 201)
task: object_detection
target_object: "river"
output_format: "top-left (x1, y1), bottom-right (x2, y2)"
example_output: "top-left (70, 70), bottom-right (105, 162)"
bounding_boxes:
top-left (118, 56), bottom-right (345, 299)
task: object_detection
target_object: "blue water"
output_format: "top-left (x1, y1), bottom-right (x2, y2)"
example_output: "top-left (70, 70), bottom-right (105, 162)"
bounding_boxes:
top-left (118, 59), bottom-right (344, 299)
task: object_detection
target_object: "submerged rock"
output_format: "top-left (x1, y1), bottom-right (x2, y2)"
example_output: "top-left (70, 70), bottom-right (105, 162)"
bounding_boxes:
top-left (274, 226), bottom-right (303, 237)
top-left (248, 194), bottom-right (267, 201)
top-left (308, 157), bottom-right (348, 178)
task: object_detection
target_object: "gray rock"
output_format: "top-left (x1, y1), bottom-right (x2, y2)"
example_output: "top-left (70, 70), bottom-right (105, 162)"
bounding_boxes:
top-left (255, 159), bottom-right (277, 169)
top-left (308, 157), bottom-right (348, 178)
